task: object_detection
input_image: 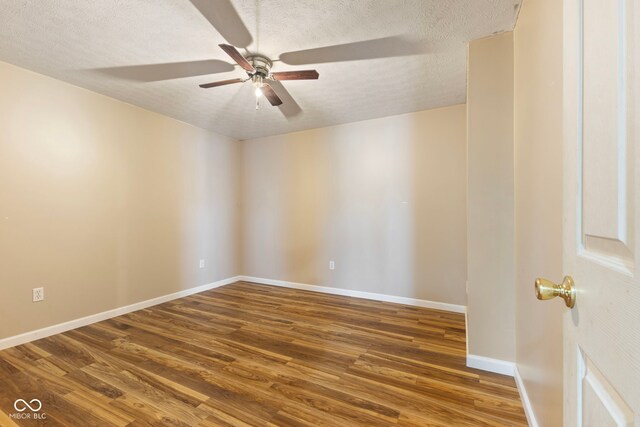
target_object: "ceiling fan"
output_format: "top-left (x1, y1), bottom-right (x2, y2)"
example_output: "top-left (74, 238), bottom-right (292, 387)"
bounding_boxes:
top-left (95, 0), bottom-right (430, 117)
top-left (200, 43), bottom-right (319, 109)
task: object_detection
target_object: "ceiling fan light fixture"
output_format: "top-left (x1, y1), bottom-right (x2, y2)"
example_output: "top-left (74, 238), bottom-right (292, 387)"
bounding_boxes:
top-left (252, 74), bottom-right (264, 98)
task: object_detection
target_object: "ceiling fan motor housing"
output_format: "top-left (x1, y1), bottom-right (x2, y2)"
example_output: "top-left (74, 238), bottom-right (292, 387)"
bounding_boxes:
top-left (247, 55), bottom-right (272, 79)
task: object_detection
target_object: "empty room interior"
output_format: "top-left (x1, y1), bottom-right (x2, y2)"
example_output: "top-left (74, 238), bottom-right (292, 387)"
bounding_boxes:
top-left (2, 0), bottom-right (639, 426)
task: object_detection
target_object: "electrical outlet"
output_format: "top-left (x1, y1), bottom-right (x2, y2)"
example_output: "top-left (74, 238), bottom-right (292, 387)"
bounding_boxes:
top-left (329, 261), bottom-right (335, 270)
top-left (199, 259), bottom-right (205, 269)
top-left (32, 287), bottom-right (44, 302)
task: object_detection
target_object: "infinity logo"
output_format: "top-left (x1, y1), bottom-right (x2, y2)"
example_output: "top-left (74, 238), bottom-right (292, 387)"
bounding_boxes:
top-left (13, 399), bottom-right (42, 412)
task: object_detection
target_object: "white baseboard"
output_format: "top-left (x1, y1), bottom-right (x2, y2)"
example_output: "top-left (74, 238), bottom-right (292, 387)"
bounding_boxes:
top-left (514, 365), bottom-right (539, 427)
top-left (1, 275), bottom-right (466, 351)
top-left (0, 276), bottom-right (241, 351)
top-left (237, 276), bottom-right (466, 313)
top-left (466, 357), bottom-right (538, 424)
top-left (466, 354), bottom-right (515, 376)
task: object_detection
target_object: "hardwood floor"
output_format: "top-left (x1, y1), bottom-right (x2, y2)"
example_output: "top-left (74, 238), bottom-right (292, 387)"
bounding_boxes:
top-left (0, 282), bottom-right (527, 426)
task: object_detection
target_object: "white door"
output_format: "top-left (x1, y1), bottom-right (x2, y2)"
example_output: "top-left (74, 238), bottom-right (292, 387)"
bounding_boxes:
top-left (563, 0), bottom-right (640, 425)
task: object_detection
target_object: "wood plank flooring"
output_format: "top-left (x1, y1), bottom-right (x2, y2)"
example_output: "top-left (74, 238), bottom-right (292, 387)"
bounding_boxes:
top-left (0, 281), bottom-right (527, 426)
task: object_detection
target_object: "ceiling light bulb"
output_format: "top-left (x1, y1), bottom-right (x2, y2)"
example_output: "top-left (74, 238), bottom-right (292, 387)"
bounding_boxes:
top-left (255, 87), bottom-right (262, 97)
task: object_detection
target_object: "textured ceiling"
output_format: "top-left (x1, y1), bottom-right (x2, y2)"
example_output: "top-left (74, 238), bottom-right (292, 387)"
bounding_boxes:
top-left (0, 0), bottom-right (521, 140)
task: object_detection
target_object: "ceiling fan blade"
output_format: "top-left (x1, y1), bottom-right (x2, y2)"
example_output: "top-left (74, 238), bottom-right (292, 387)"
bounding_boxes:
top-left (279, 36), bottom-right (431, 65)
top-left (219, 44), bottom-right (255, 73)
top-left (189, 0), bottom-right (252, 48)
top-left (199, 78), bottom-right (245, 88)
top-left (268, 80), bottom-right (302, 118)
top-left (271, 70), bottom-right (319, 81)
top-left (261, 84), bottom-right (283, 106)
top-left (92, 60), bottom-right (235, 82)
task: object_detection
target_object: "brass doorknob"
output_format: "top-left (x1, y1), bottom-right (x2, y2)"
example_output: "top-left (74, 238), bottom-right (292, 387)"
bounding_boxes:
top-left (535, 276), bottom-right (576, 308)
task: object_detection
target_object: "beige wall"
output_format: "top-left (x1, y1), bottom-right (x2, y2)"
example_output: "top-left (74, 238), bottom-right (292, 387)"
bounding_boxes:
top-left (466, 32), bottom-right (516, 362)
top-left (0, 61), bottom-right (240, 339)
top-left (514, 0), bottom-right (564, 424)
top-left (240, 105), bottom-right (467, 305)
